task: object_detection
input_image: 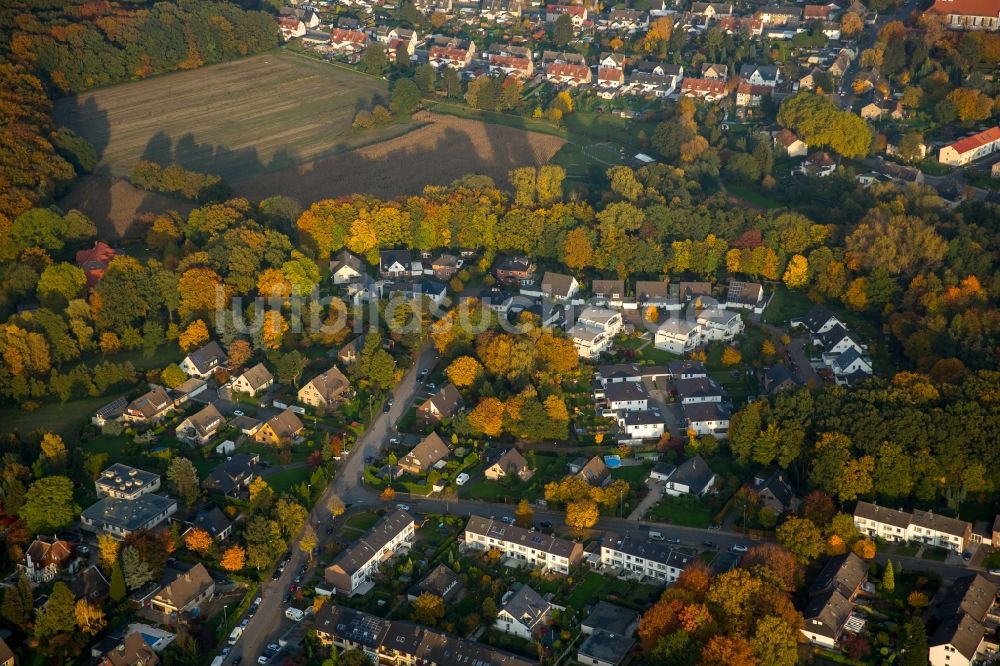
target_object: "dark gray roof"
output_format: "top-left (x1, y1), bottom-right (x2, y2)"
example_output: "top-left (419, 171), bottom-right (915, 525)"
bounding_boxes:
top-left (96, 396), bottom-right (128, 420)
top-left (763, 365), bottom-right (800, 393)
top-left (380, 249), bottom-right (413, 272)
top-left (202, 453), bottom-right (258, 494)
top-left (82, 494), bottom-right (177, 532)
top-left (669, 455), bottom-right (715, 491)
top-left (465, 515), bottom-right (579, 560)
top-left (681, 401), bottom-right (731, 423)
top-left (314, 604), bottom-right (390, 649)
top-left (185, 341), bottom-right (227, 375)
top-left (389, 280), bottom-right (447, 298)
top-left (929, 614), bottom-right (986, 660)
top-left (753, 466), bottom-right (795, 507)
top-left (794, 304), bottom-right (839, 333)
top-left (933, 573), bottom-right (997, 623)
top-left (501, 585), bottom-right (550, 630)
top-left (621, 410), bottom-right (662, 426)
top-left (604, 381), bottom-right (649, 403)
top-left (541, 271), bottom-right (577, 297)
top-left (854, 501), bottom-right (911, 529)
top-left (578, 630), bottom-right (635, 666)
top-left (330, 510), bottom-right (416, 577)
top-left (666, 360), bottom-right (708, 378)
top-left (330, 249), bottom-right (364, 275)
top-left (802, 589), bottom-right (852, 640)
top-left (189, 506), bottom-right (231, 539)
top-left (604, 534), bottom-right (694, 570)
top-left (96, 464), bottom-right (160, 496)
top-left (674, 376), bottom-right (724, 401)
top-left (740, 63), bottom-right (780, 80)
top-left (817, 324), bottom-right (863, 349)
top-left (415, 564), bottom-right (464, 602)
top-left (582, 601), bottom-right (640, 636)
top-left (811, 553), bottom-right (868, 598)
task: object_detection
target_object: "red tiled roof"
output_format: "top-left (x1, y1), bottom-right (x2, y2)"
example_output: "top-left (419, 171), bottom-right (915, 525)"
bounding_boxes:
top-left (598, 66), bottom-right (624, 82)
top-left (430, 45), bottom-right (470, 61)
top-left (928, 0), bottom-right (1000, 17)
top-left (944, 126), bottom-right (1000, 155)
top-left (681, 77), bottom-right (728, 93)
top-left (804, 4), bottom-right (831, 17)
top-left (547, 4), bottom-right (587, 16)
top-left (279, 16), bottom-right (301, 28)
top-left (737, 80), bottom-right (771, 95)
top-left (547, 62), bottom-right (591, 79)
top-left (76, 241), bottom-right (117, 289)
top-left (330, 28), bottom-right (367, 44)
top-left (490, 54), bottom-right (532, 69)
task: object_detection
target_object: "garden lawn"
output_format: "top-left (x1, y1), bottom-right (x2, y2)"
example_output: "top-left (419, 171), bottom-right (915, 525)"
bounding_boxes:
top-left (762, 286), bottom-right (815, 325)
top-left (611, 464), bottom-right (653, 485)
top-left (264, 466), bottom-right (311, 493)
top-left (462, 453), bottom-right (566, 503)
top-left (725, 183), bottom-right (785, 209)
top-left (649, 495), bottom-right (714, 528)
top-left (345, 511), bottom-right (382, 532)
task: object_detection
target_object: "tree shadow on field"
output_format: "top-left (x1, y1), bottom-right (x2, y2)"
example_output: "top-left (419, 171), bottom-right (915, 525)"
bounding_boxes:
top-left (53, 94), bottom-right (111, 159)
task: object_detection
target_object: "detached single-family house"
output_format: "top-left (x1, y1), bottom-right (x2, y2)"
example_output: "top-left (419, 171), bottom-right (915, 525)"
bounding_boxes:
top-left (330, 250), bottom-right (365, 284)
top-left (278, 16), bottom-right (306, 39)
top-left (674, 376), bottom-right (725, 404)
top-left (123, 386), bottom-right (174, 424)
top-left (93, 396), bottom-right (128, 427)
top-left (329, 28), bottom-right (368, 55)
top-left (618, 410), bottom-right (665, 440)
top-left (398, 432), bottom-right (450, 476)
top-left (23, 537), bottom-right (76, 583)
top-left (697, 306), bottom-right (744, 341)
top-left (791, 304), bottom-right (844, 336)
top-left (72, 564), bottom-right (110, 603)
top-left (430, 254), bottom-right (461, 280)
top-left (801, 589), bottom-right (854, 649)
top-left (701, 62), bottom-right (728, 79)
top-left (185, 506), bottom-right (232, 541)
top-left (604, 381), bottom-right (649, 412)
top-left (386, 280), bottom-right (447, 306)
top-left (175, 403), bottom-right (226, 445)
top-left (408, 564), bottom-right (465, 603)
top-left (253, 409), bottom-right (304, 445)
top-left (682, 401), bottom-right (731, 436)
top-left (98, 632), bottom-right (159, 666)
top-left (635, 280), bottom-right (669, 304)
top-left (546, 3), bottom-right (588, 25)
top-left (794, 151), bottom-right (838, 178)
top-left (380, 249), bottom-right (416, 278)
top-left (484, 448), bottom-right (533, 481)
top-left (752, 466), bottom-right (799, 514)
top-left (541, 271), bottom-right (580, 301)
top-left (150, 564), bottom-right (215, 617)
top-left (76, 241), bottom-right (117, 289)
top-left (202, 453), bottom-right (259, 497)
top-left (725, 280), bottom-right (766, 312)
top-left (416, 383), bottom-right (464, 424)
top-left (498, 585), bottom-right (552, 640)
top-left (494, 256), bottom-right (537, 286)
top-left (762, 364), bottom-right (801, 394)
top-left (179, 341), bottom-right (227, 380)
top-left (576, 456), bottom-right (611, 487)
top-left (231, 363), bottom-right (274, 396)
top-left (662, 455), bottom-right (716, 496)
top-left (299, 365), bottom-right (352, 409)
top-left (739, 64), bottom-right (780, 87)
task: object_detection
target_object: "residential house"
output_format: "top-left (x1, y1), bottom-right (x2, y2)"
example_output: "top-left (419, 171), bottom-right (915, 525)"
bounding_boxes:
top-left (926, 0), bottom-right (1000, 30)
top-left (829, 50), bottom-right (853, 77)
top-left (175, 403), bottom-right (226, 445)
top-left (398, 432), bottom-right (450, 476)
top-left (546, 62), bottom-right (592, 86)
top-left (416, 383), bottom-right (464, 424)
top-left (938, 127), bottom-right (1000, 166)
top-left (464, 515), bottom-right (584, 573)
top-left (494, 256), bottom-right (536, 286)
top-left (599, 52), bottom-right (626, 69)
top-left (338, 336), bottom-right (365, 366)
top-left (758, 4), bottom-right (803, 24)
top-left (386, 280), bottom-right (447, 306)
top-left (325, 510), bottom-right (416, 594)
top-left (96, 464), bottom-right (161, 500)
top-left (751, 466), bottom-right (799, 514)
top-left (278, 16), bottom-right (306, 39)
top-left (202, 453), bottom-right (259, 496)
top-left (76, 241), bottom-right (117, 289)
top-left (929, 614), bottom-right (989, 666)
top-left (762, 364), bottom-right (802, 394)
top-left (736, 81), bottom-right (771, 108)
top-left (662, 455), bottom-right (716, 496)
top-left (928, 573), bottom-right (998, 666)
top-left (81, 494), bottom-right (178, 538)
top-left (179, 341), bottom-right (227, 379)
top-left (860, 101), bottom-right (884, 120)
top-left (813, 553), bottom-right (868, 601)
top-left (655, 319), bottom-right (701, 354)
top-left (498, 585), bottom-right (552, 640)
top-left (591, 279), bottom-right (626, 300)
top-left (674, 376), bottom-right (724, 404)
top-left (185, 506), bottom-right (232, 541)
top-left (853, 501), bottom-right (972, 551)
top-left (791, 304), bottom-right (844, 335)
top-left (171, 378), bottom-right (206, 405)
top-left (577, 456), bottom-right (611, 487)
top-left (99, 632), bottom-right (159, 666)
top-left (567, 307), bottom-right (623, 358)
top-left (799, 66), bottom-right (826, 91)
top-left (618, 410), bottom-right (665, 440)
top-left (123, 386), bottom-right (174, 424)
top-left (886, 132), bottom-right (928, 160)
top-left (374, 26), bottom-right (418, 56)
top-left (408, 564), bottom-right (465, 603)
top-left (607, 8), bottom-right (648, 30)
top-left (150, 564), bottom-right (215, 616)
top-left (482, 0), bottom-right (522, 22)
top-left (546, 3), bottom-right (588, 25)
top-left (72, 565), bottom-right (110, 603)
top-left (428, 37), bottom-right (475, 69)
top-left (312, 604), bottom-right (536, 666)
top-left (825, 348), bottom-right (873, 385)
top-left (581, 601), bottom-right (640, 637)
top-left (804, 3), bottom-right (832, 19)
top-left (678, 281), bottom-right (712, 301)
top-left (380, 249), bottom-right (416, 278)
top-left (0, 640), bottom-right (11, 666)
top-left (430, 254), bottom-right (460, 279)
top-left (413, 0), bottom-right (452, 14)
top-left (624, 71), bottom-right (678, 97)
top-left (231, 363), bottom-right (274, 396)
top-left (815, 324), bottom-right (865, 355)
top-left (598, 67), bottom-right (625, 90)
top-left (667, 359), bottom-right (708, 379)
top-left (774, 128), bottom-right (809, 157)
top-left (299, 365), bottom-right (352, 409)
top-left (801, 588), bottom-right (854, 649)
top-left (93, 396), bottom-right (128, 427)
top-left (682, 401), bottom-right (731, 436)
top-left (329, 28), bottom-right (368, 55)
top-left (697, 306), bottom-right (744, 341)
top-left (635, 280), bottom-right (669, 304)
top-left (484, 448), bottom-right (533, 481)
top-left (578, 630), bottom-right (634, 666)
top-left (701, 62), bottom-right (728, 79)
top-left (604, 381), bottom-right (649, 412)
top-left (541, 271), bottom-right (580, 301)
top-left (690, 1), bottom-right (733, 18)
top-left (739, 64), bottom-right (780, 88)
top-left (601, 534), bottom-right (694, 582)
top-left (487, 44), bottom-right (534, 77)
top-left (23, 537), bottom-right (76, 582)
top-left (681, 77), bottom-right (729, 102)
top-left (794, 151), bottom-right (838, 177)
top-left (725, 280), bottom-right (765, 311)
top-left (330, 250), bottom-right (365, 284)
top-left (649, 461), bottom-right (677, 483)
top-left (253, 409), bottom-right (305, 445)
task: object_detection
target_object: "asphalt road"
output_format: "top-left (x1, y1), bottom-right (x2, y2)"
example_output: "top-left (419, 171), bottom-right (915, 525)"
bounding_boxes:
top-left (229, 344), bottom-right (439, 665)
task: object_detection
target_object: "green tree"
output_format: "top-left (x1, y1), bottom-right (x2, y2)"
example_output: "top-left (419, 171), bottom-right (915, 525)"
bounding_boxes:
top-left (898, 617), bottom-right (929, 666)
top-left (1, 573), bottom-right (32, 627)
top-left (109, 563), bottom-right (126, 602)
top-left (33, 582), bottom-right (77, 641)
top-left (166, 457), bottom-right (200, 505)
top-left (443, 66), bottom-right (463, 98)
top-left (775, 516), bottom-right (824, 564)
top-left (274, 499), bottom-right (309, 538)
top-left (276, 350), bottom-right (308, 387)
top-left (882, 560), bottom-right (895, 593)
top-left (245, 516), bottom-right (284, 570)
top-left (160, 363), bottom-right (187, 388)
top-left (552, 13), bottom-right (573, 47)
top-left (37, 263), bottom-right (87, 309)
top-left (360, 44), bottom-right (387, 75)
top-left (21, 476), bottom-right (78, 533)
top-left (414, 63), bottom-right (436, 92)
top-left (391, 78), bottom-right (421, 115)
top-left (121, 546), bottom-right (154, 590)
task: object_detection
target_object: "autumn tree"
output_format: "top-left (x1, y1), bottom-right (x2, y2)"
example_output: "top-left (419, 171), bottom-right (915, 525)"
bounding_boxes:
top-left (184, 528), bottom-right (213, 555)
top-left (722, 346), bottom-right (742, 366)
top-left (741, 544), bottom-right (801, 592)
top-left (75, 599), bottom-right (106, 635)
top-left (179, 319), bottom-right (210, 351)
top-left (328, 494), bottom-right (347, 518)
top-left (841, 11), bottom-right (863, 38)
top-left (565, 499), bottom-right (599, 529)
top-left (445, 356), bottom-right (483, 387)
top-left (852, 538), bottom-right (876, 559)
top-left (468, 397), bottom-right (505, 437)
top-left (381, 486), bottom-right (396, 501)
top-left (161, 363), bottom-right (187, 388)
top-left (515, 499), bottom-right (534, 527)
top-left (300, 525), bottom-right (318, 559)
top-left (260, 310), bottom-right (289, 350)
top-left (563, 227), bottom-right (594, 270)
top-left (776, 517), bottom-right (825, 564)
top-left (97, 533), bottom-right (120, 573)
top-left (34, 582), bottom-right (77, 641)
top-left (21, 476), bottom-right (77, 533)
top-left (412, 592), bottom-right (446, 626)
top-left (750, 615), bottom-right (798, 666)
top-left (221, 545), bottom-right (246, 572)
top-left (700, 635), bottom-right (757, 666)
top-left (249, 477), bottom-right (275, 513)
top-left (782, 254), bottom-right (809, 288)
top-left (228, 339), bottom-right (253, 369)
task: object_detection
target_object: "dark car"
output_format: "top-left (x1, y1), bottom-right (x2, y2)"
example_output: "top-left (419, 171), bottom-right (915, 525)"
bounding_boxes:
top-left (271, 570), bottom-right (281, 581)
top-left (962, 551), bottom-right (972, 561)
top-left (539, 520), bottom-right (552, 529)
top-left (232, 658), bottom-right (242, 666)
top-left (383, 400), bottom-right (391, 412)
top-left (326, 526), bottom-right (335, 535)
top-left (703, 540), bottom-right (716, 549)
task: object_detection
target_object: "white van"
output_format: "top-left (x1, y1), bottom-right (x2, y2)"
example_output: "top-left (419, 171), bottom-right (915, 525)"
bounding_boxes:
top-left (649, 531), bottom-right (664, 541)
top-left (211, 657), bottom-right (225, 666)
top-left (455, 473), bottom-right (470, 486)
top-left (285, 607), bottom-right (305, 622)
top-left (228, 626), bottom-right (243, 645)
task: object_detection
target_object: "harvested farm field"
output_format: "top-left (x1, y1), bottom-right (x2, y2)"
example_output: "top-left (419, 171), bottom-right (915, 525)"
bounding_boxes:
top-left (234, 112), bottom-right (566, 201)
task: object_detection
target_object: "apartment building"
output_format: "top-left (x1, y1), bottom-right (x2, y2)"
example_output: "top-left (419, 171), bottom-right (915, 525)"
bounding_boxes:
top-left (567, 307), bottom-right (623, 358)
top-left (95, 464), bottom-right (161, 500)
top-left (325, 510), bottom-right (416, 594)
top-left (464, 515), bottom-right (583, 574)
top-left (854, 501), bottom-right (972, 552)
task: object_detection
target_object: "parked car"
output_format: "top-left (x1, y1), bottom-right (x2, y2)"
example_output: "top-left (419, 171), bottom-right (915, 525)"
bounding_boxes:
top-left (732, 544), bottom-right (749, 553)
top-left (455, 473), bottom-right (470, 486)
top-left (397, 503), bottom-right (411, 511)
top-left (418, 368), bottom-right (428, 379)
top-left (539, 521), bottom-right (552, 530)
top-left (703, 541), bottom-right (716, 548)
top-left (666, 537), bottom-right (681, 544)
top-left (326, 526), bottom-right (335, 535)
top-left (988, 569), bottom-right (1000, 577)
top-left (234, 410), bottom-right (245, 417)
top-left (501, 516), bottom-right (515, 524)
